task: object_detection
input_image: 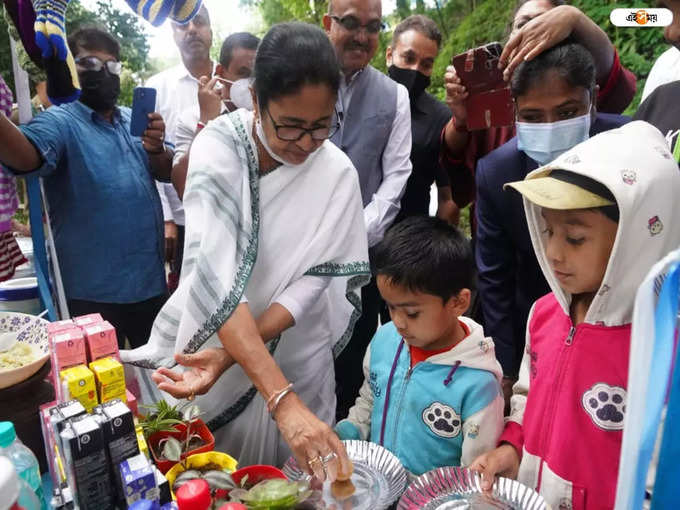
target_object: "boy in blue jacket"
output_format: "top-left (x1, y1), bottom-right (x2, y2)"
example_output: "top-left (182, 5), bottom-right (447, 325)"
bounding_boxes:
top-left (336, 216), bottom-right (504, 476)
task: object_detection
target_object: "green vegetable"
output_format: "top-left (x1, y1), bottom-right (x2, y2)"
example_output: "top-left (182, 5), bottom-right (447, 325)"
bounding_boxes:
top-left (231, 479), bottom-right (311, 510)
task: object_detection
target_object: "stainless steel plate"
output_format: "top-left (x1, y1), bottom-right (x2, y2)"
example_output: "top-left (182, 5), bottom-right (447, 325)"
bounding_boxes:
top-left (282, 440), bottom-right (408, 510)
top-left (397, 467), bottom-right (548, 510)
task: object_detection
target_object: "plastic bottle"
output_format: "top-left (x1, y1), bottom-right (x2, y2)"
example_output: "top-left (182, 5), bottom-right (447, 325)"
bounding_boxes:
top-left (176, 479), bottom-right (211, 510)
top-left (0, 422), bottom-right (46, 510)
top-left (0, 456), bottom-right (41, 510)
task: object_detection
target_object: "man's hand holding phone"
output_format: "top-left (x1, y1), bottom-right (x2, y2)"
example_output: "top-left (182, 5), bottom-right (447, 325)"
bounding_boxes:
top-left (142, 112), bottom-right (166, 154)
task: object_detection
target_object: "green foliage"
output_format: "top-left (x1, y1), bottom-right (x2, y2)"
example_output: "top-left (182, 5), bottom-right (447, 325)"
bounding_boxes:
top-left (243, 0), bottom-right (328, 28)
top-left (139, 399), bottom-right (184, 438)
top-left (430, 0), bottom-right (516, 101)
top-left (571, 0), bottom-right (667, 114)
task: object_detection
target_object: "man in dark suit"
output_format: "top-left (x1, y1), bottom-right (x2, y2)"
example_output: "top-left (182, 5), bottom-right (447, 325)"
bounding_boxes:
top-left (475, 43), bottom-right (629, 406)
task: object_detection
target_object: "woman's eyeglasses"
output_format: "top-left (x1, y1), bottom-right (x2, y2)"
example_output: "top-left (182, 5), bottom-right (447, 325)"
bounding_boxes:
top-left (266, 108), bottom-right (340, 142)
top-left (329, 15), bottom-right (384, 34)
top-left (75, 56), bottom-right (122, 76)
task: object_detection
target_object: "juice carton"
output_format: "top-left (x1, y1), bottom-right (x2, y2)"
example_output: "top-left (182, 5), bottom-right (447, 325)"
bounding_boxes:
top-left (89, 357), bottom-right (126, 404)
top-left (126, 389), bottom-right (139, 417)
top-left (48, 400), bottom-right (88, 484)
top-left (119, 453), bottom-right (159, 504)
top-left (47, 319), bottom-right (75, 336)
top-left (153, 467), bottom-right (171, 505)
top-left (135, 425), bottom-right (149, 459)
top-left (93, 399), bottom-right (140, 503)
top-left (82, 321), bottom-right (119, 362)
top-left (60, 414), bottom-right (114, 510)
top-left (50, 328), bottom-right (87, 400)
top-left (60, 365), bottom-right (98, 412)
top-left (73, 313), bottom-right (104, 328)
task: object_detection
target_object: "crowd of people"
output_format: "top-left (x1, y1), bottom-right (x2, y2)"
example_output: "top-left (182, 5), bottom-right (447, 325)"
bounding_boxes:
top-left (1, 0), bottom-right (680, 507)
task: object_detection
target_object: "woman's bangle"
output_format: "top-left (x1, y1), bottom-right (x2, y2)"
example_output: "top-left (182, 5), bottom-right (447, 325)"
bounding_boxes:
top-left (196, 121), bottom-right (206, 133)
top-left (267, 382), bottom-right (293, 416)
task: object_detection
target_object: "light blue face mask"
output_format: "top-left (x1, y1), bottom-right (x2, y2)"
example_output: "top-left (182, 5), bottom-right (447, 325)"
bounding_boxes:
top-left (516, 109), bottom-right (592, 166)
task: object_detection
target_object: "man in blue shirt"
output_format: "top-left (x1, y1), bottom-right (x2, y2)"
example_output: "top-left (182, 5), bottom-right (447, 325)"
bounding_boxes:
top-left (0, 28), bottom-right (172, 348)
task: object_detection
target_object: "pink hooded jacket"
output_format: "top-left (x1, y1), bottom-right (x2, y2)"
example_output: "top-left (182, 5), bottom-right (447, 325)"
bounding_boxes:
top-left (499, 121), bottom-right (680, 510)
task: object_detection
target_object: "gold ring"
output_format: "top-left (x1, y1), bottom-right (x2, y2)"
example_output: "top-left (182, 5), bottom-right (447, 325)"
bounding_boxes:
top-left (307, 456), bottom-right (323, 468)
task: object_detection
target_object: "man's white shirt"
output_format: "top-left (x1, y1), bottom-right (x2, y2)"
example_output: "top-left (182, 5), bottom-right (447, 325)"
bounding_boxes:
top-left (146, 62), bottom-right (217, 226)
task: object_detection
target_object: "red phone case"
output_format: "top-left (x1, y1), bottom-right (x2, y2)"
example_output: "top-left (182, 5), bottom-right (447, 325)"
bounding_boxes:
top-left (452, 42), bottom-right (514, 130)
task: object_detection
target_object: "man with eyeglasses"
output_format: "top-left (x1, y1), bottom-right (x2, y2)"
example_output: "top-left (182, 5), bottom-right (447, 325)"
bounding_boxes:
top-left (0, 28), bottom-right (171, 349)
top-left (323, 0), bottom-right (413, 420)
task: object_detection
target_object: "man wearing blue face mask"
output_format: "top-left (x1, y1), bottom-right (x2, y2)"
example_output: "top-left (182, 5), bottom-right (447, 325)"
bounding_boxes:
top-left (474, 42), bottom-right (628, 409)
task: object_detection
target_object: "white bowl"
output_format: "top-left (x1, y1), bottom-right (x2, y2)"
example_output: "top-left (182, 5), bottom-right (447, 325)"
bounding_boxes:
top-left (0, 311), bottom-right (49, 389)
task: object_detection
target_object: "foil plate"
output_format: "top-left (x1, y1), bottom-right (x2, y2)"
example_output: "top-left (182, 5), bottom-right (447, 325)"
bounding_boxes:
top-left (282, 440), bottom-right (407, 510)
top-left (397, 467), bottom-right (549, 510)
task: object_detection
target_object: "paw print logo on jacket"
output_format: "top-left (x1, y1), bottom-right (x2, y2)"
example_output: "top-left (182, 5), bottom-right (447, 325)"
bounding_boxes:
top-left (422, 402), bottom-right (461, 438)
top-left (648, 216), bottom-right (664, 236)
top-left (582, 383), bottom-right (626, 431)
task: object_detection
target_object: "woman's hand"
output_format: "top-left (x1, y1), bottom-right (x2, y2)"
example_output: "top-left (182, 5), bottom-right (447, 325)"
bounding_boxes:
top-left (274, 392), bottom-right (351, 483)
top-left (151, 347), bottom-right (235, 399)
top-left (500, 5), bottom-right (581, 82)
top-left (469, 444), bottom-right (521, 491)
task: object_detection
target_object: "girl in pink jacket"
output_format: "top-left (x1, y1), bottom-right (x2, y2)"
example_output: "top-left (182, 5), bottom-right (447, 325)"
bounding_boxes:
top-left (470, 121), bottom-right (680, 509)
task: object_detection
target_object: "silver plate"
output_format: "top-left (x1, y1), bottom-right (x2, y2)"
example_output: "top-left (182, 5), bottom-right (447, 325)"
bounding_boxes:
top-left (397, 467), bottom-right (548, 510)
top-left (282, 440), bottom-right (408, 510)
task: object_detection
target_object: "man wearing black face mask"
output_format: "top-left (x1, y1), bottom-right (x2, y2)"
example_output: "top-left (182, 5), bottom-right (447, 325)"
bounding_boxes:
top-left (0, 28), bottom-right (172, 349)
top-left (386, 15), bottom-right (458, 225)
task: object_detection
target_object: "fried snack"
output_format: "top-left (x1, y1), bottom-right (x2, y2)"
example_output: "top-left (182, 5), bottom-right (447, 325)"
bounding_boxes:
top-left (331, 460), bottom-right (355, 501)
top-left (330, 479), bottom-right (356, 501)
top-left (336, 460), bottom-right (354, 482)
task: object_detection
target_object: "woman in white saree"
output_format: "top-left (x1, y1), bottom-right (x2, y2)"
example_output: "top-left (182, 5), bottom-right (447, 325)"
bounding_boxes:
top-left (122, 22), bottom-right (370, 479)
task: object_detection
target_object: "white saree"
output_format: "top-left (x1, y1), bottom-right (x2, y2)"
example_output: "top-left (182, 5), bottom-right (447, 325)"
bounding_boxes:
top-left (121, 109), bottom-right (370, 467)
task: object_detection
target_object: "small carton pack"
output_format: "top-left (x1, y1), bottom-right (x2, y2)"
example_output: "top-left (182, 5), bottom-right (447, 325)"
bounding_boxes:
top-left (50, 400), bottom-right (87, 435)
top-left (89, 357), bottom-right (126, 404)
top-left (153, 467), bottom-right (171, 505)
top-left (119, 453), bottom-right (159, 505)
top-left (60, 365), bottom-right (98, 412)
top-left (83, 321), bottom-right (119, 362)
top-left (47, 319), bottom-right (75, 336)
top-left (126, 389), bottom-right (139, 417)
top-left (50, 327), bottom-right (86, 370)
top-left (93, 399), bottom-right (140, 503)
top-left (73, 313), bottom-right (104, 328)
top-left (60, 414), bottom-right (114, 510)
top-left (135, 425), bottom-right (149, 459)
top-left (48, 400), bottom-right (88, 481)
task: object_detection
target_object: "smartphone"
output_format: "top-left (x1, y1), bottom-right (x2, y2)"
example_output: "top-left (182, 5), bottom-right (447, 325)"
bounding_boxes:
top-left (130, 87), bottom-right (157, 137)
top-left (451, 42), bottom-right (513, 130)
